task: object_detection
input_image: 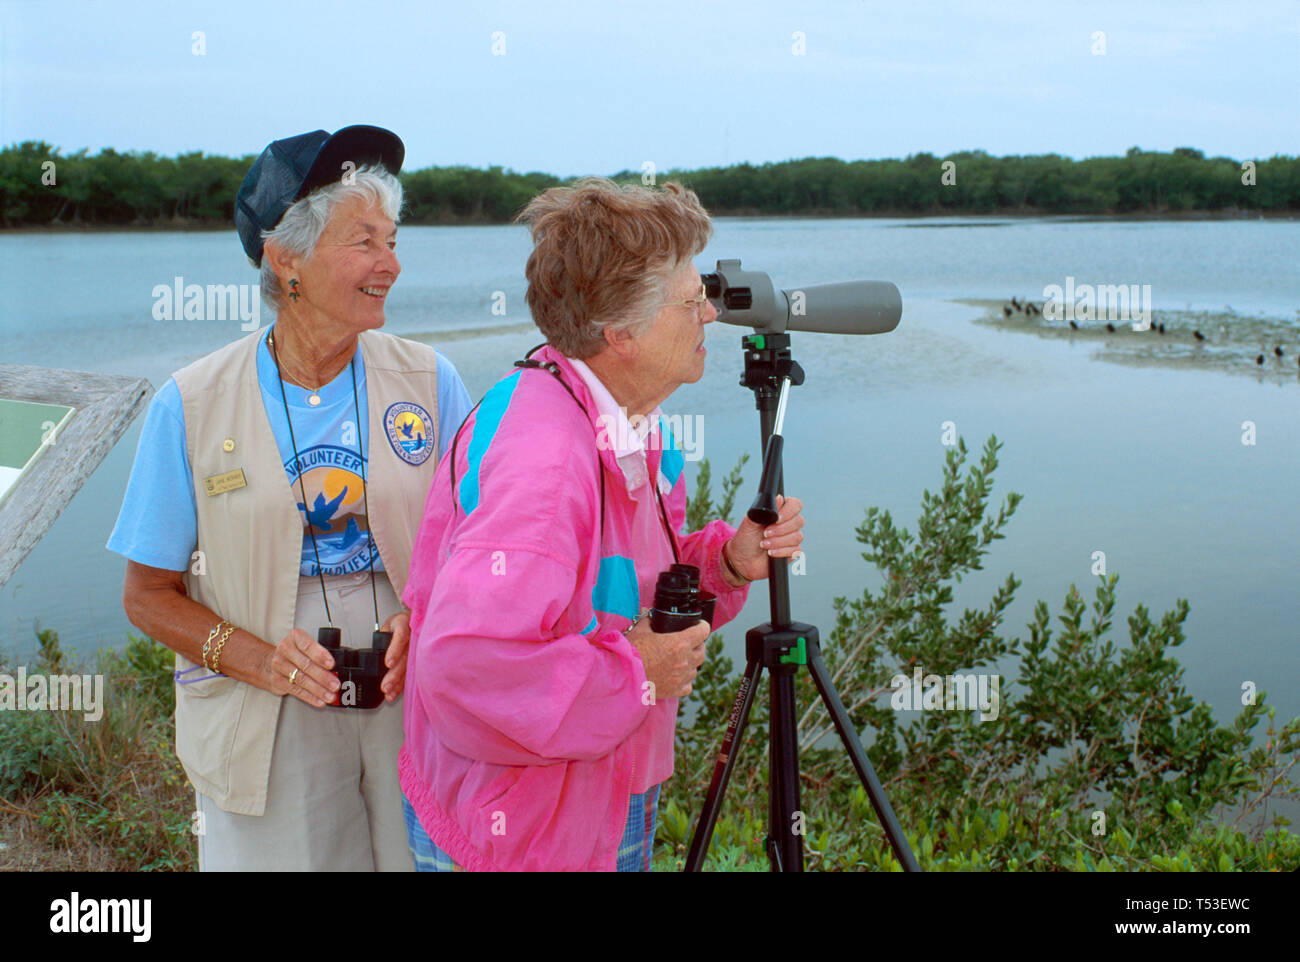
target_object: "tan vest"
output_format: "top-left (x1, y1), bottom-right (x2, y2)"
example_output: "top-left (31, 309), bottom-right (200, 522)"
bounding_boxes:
top-left (172, 327), bottom-right (441, 815)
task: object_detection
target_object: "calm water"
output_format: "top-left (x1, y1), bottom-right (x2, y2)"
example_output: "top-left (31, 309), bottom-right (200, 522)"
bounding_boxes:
top-left (3, 217), bottom-right (1298, 757)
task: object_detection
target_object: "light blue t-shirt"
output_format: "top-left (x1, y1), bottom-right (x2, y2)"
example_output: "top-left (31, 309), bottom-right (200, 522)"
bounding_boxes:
top-left (107, 329), bottom-right (473, 575)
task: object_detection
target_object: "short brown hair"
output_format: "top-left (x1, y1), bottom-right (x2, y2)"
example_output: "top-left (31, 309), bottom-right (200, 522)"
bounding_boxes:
top-left (515, 178), bottom-right (712, 358)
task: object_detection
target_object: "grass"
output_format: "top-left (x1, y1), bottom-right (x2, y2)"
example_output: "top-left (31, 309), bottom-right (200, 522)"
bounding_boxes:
top-left (0, 627), bottom-right (196, 871)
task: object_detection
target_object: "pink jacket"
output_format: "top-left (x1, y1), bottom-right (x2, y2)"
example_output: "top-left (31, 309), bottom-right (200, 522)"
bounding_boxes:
top-left (399, 346), bottom-right (749, 871)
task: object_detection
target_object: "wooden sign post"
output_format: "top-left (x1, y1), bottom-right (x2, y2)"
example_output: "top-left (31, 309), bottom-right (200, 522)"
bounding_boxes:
top-left (0, 365), bottom-right (152, 588)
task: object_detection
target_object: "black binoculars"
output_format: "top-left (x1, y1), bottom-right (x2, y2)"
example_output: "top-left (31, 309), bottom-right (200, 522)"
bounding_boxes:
top-left (317, 627), bottom-right (391, 709)
top-left (650, 563), bottom-right (716, 633)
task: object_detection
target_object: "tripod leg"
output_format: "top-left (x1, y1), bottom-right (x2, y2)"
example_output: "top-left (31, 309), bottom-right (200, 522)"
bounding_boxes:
top-left (768, 665), bottom-right (803, 872)
top-left (684, 656), bottom-right (763, 871)
top-left (806, 646), bottom-right (921, 872)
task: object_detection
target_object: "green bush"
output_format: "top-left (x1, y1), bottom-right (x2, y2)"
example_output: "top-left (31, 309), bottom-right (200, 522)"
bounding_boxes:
top-left (662, 439), bottom-right (1299, 871)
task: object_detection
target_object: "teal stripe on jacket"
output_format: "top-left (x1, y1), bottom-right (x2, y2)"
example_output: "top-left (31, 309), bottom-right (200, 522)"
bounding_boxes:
top-left (592, 555), bottom-right (639, 621)
top-left (459, 371), bottom-right (522, 516)
top-left (658, 419), bottom-right (685, 489)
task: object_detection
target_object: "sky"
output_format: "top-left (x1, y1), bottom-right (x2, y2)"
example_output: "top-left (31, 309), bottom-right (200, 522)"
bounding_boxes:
top-left (2, 0), bottom-right (1296, 176)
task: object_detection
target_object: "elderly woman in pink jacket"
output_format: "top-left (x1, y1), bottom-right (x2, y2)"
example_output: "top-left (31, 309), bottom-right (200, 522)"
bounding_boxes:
top-left (399, 178), bottom-right (805, 871)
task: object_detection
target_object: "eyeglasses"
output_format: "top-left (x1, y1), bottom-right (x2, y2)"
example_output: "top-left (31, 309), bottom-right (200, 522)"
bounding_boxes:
top-left (660, 283), bottom-right (710, 317)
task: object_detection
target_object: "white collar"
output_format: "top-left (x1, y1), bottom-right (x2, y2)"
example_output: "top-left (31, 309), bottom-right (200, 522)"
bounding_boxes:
top-left (567, 357), bottom-right (667, 495)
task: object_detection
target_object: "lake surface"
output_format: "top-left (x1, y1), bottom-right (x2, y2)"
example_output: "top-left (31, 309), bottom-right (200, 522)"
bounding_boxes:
top-left (3, 217), bottom-right (1298, 776)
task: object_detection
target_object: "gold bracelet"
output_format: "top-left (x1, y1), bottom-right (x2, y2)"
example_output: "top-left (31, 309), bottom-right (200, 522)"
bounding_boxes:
top-left (211, 623), bottom-right (237, 675)
top-left (722, 541), bottom-right (754, 584)
top-left (201, 622), bottom-right (224, 672)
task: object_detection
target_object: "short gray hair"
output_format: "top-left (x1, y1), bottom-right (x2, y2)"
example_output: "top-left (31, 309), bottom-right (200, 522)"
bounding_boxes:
top-left (260, 165), bottom-right (403, 311)
top-left (515, 179), bottom-right (713, 358)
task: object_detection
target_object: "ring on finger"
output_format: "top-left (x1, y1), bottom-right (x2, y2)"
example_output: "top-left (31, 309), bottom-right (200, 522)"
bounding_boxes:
top-left (289, 667), bottom-right (299, 686)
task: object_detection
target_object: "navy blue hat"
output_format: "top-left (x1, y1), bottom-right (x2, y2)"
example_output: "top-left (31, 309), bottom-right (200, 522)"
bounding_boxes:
top-left (235, 124), bottom-right (404, 266)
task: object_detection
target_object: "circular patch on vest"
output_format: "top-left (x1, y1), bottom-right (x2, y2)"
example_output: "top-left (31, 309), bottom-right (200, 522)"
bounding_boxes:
top-left (384, 401), bottom-right (435, 465)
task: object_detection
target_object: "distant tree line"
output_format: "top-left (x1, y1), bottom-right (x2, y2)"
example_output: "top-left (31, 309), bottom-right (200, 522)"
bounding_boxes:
top-left (2, 140), bottom-right (1295, 229)
top-left (667, 149), bottom-right (1298, 216)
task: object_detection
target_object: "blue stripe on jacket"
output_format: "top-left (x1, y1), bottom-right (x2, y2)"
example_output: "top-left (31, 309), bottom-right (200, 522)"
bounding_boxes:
top-left (459, 371), bottom-right (522, 516)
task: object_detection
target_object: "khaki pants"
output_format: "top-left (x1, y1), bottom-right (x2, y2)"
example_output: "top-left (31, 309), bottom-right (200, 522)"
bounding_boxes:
top-left (196, 570), bottom-right (415, 872)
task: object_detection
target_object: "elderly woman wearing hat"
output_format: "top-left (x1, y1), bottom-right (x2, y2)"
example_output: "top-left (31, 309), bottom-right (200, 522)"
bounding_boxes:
top-left (398, 178), bottom-right (806, 871)
top-left (107, 125), bottom-right (472, 871)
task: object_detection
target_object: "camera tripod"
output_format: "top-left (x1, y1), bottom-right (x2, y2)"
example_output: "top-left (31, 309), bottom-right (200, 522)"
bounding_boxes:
top-left (683, 332), bottom-right (920, 872)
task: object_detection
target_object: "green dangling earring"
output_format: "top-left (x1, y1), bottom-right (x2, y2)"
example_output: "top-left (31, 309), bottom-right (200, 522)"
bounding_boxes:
top-left (289, 278), bottom-right (301, 302)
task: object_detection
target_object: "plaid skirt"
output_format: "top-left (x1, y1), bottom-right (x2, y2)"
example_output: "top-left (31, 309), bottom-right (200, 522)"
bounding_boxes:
top-left (402, 785), bottom-right (661, 872)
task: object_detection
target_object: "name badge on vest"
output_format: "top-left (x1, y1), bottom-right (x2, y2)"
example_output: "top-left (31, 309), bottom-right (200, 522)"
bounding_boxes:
top-left (204, 468), bottom-right (248, 496)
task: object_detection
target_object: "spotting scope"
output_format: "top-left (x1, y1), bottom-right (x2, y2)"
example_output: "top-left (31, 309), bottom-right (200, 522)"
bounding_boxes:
top-left (702, 259), bottom-right (902, 335)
